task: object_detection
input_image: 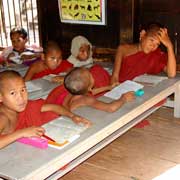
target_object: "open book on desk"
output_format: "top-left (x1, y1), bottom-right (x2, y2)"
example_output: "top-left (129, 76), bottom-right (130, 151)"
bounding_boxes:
top-left (42, 116), bottom-right (87, 149)
top-left (42, 72), bottom-right (67, 82)
top-left (133, 74), bottom-right (168, 86)
top-left (104, 80), bottom-right (144, 100)
top-left (25, 81), bottom-right (42, 93)
top-left (42, 74), bottom-right (57, 81)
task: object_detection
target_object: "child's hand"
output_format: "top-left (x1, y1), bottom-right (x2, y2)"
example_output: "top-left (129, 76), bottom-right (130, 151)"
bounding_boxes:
top-left (157, 28), bottom-right (173, 49)
top-left (7, 52), bottom-right (16, 60)
top-left (110, 82), bottom-right (120, 90)
top-left (51, 76), bottom-right (64, 84)
top-left (20, 54), bottom-right (34, 61)
top-left (110, 77), bottom-right (119, 86)
top-left (121, 91), bottom-right (135, 102)
top-left (1, 60), bottom-right (11, 67)
top-left (18, 126), bottom-right (45, 138)
top-left (71, 115), bottom-right (92, 127)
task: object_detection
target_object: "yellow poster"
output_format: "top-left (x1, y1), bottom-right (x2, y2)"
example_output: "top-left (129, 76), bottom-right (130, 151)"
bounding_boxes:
top-left (59, 0), bottom-right (106, 25)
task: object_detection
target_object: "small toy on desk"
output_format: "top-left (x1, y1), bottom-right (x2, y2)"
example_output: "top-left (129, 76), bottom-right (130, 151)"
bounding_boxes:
top-left (17, 137), bottom-right (48, 149)
top-left (135, 89), bottom-right (144, 97)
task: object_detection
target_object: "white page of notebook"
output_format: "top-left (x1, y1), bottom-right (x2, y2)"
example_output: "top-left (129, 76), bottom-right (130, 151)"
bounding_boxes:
top-left (42, 74), bottom-right (57, 81)
top-left (43, 117), bottom-right (87, 143)
top-left (25, 81), bottom-right (42, 93)
top-left (104, 80), bottom-right (144, 100)
top-left (133, 74), bottom-right (168, 85)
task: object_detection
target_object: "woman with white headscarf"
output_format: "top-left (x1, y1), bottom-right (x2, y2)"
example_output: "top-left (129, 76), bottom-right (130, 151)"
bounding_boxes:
top-left (67, 35), bottom-right (94, 67)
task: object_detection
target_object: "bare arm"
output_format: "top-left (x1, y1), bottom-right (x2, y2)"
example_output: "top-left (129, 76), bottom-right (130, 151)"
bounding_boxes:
top-left (158, 28), bottom-right (176, 77)
top-left (70, 92), bottom-right (135, 112)
top-left (110, 46), bottom-right (125, 84)
top-left (0, 126), bottom-right (45, 149)
top-left (21, 53), bottom-right (41, 62)
top-left (41, 104), bottom-right (91, 127)
top-left (90, 82), bottom-right (119, 96)
top-left (91, 86), bottom-right (111, 95)
top-left (24, 63), bottom-right (38, 81)
top-left (51, 76), bottom-right (64, 84)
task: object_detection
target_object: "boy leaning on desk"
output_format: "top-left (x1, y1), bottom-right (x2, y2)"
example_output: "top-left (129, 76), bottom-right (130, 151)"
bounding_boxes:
top-left (0, 70), bottom-right (91, 149)
top-left (111, 22), bottom-right (176, 84)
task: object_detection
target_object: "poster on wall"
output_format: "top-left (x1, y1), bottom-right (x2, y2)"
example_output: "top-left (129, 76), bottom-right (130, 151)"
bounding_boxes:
top-left (58, 0), bottom-right (106, 25)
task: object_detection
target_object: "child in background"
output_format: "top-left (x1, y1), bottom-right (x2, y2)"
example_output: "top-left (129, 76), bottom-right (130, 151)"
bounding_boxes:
top-left (0, 70), bottom-right (91, 149)
top-left (111, 23), bottom-right (176, 84)
top-left (1, 27), bottom-right (42, 66)
top-left (67, 35), bottom-right (94, 67)
top-left (46, 67), bottom-right (134, 112)
top-left (24, 41), bottom-right (73, 81)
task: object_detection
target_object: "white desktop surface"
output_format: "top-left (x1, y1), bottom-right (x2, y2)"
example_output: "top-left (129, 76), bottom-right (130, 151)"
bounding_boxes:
top-left (0, 64), bottom-right (28, 76)
top-left (0, 78), bottom-right (180, 180)
top-left (27, 78), bottom-right (59, 100)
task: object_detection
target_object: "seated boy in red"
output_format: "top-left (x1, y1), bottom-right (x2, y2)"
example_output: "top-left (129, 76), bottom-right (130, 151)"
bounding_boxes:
top-left (111, 23), bottom-right (176, 84)
top-left (24, 41), bottom-right (73, 81)
top-left (0, 70), bottom-right (91, 149)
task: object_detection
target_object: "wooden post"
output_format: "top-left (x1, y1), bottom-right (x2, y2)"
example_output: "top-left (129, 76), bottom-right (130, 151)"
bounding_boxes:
top-left (119, 0), bottom-right (134, 43)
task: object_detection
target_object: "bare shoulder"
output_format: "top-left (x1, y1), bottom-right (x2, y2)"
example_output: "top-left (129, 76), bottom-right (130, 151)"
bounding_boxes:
top-left (84, 95), bottom-right (97, 105)
top-left (117, 44), bottom-right (138, 57)
top-left (72, 95), bottom-right (96, 106)
top-left (29, 60), bottom-right (45, 73)
top-left (0, 112), bottom-right (9, 133)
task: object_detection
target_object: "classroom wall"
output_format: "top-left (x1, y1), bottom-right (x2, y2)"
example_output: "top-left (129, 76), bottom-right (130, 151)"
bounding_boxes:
top-left (38, 0), bottom-right (135, 59)
top-left (136, 0), bottom-right (180, 61)
top-left (38, 0), bottom-right (180, 61)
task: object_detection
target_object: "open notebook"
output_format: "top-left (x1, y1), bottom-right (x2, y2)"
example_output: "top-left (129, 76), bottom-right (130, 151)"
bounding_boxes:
top-left (42, 116), bottom-right (87, 149)
top-left (25, 81), bottom-right (42, 93)
top-left (42, 74), bottom-right (57, 81)
top-left (104, 80), bottom-right (144, 100)
top-left (42, 72), bottom-right (67, 82)
top-left (133, 74), bottom-right (168, 86)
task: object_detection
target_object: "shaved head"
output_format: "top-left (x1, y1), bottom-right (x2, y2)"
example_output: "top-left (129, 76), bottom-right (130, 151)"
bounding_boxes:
top-left (64, 67), bottom-right (90, 95)
top-left (0, 70), bottom-right (22, 91)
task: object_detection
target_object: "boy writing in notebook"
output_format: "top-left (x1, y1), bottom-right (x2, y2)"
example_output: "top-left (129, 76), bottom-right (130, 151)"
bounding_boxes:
top-left (111, 23), bottom-right (176, 84)
top-left (0, 70), bottom-right (91, 149)
top-left (47, 67), bottom-right (134, 112)
top-left (24, 41), bottom-right (73, 81)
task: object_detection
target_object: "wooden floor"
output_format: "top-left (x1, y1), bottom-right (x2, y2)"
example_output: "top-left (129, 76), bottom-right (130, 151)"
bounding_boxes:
top-left (60, 107), bottom-right (180, 180)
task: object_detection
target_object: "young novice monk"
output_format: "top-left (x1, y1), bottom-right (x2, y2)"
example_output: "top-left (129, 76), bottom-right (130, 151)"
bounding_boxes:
top-left (111, 23), bottom-right (176, 84)
top-left (46, 64), bottom-right (118, 104)
top-left (67, 35), bottom-right (94, 67)
top-left (47, 67), bottom-right (134, 112)
top-left (0, 70), bottom-right (91, 149)
top-left (24, 41), bottom-right (73, 81)
top-left (1, 27), bottom-right (42, 65)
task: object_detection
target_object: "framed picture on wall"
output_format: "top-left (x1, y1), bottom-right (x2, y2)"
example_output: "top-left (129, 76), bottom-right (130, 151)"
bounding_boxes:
top-left (58, 0), bottom-right (106, 25)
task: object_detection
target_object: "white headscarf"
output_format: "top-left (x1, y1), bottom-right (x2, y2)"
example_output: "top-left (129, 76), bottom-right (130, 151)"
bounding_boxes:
top-left (67, 35), bottom-right (93, 67)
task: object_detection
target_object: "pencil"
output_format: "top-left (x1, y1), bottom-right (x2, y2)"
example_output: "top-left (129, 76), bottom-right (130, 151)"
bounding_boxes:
top-left (48, 140), bottom-right (69, 147)
top-left (42, 134), bottom-right (55, 142)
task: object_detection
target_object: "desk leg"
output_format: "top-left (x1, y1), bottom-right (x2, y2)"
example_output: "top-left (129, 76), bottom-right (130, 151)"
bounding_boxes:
top-left (174, 83), bottom-right (180, 118)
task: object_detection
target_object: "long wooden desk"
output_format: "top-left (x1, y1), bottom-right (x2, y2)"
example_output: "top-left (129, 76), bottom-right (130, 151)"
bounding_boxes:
top-left (0, 78), bottom-right (180, 180)
top-left (0, 64), bottom-right (28, 76)
top-left (27, 78), bottom-right (59, 100)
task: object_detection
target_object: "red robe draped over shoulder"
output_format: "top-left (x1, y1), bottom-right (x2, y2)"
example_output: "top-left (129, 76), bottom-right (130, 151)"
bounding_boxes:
top-left (32, 60), bottom-right (73, 80)
top-left (16, 99), bottom-right (59, 130)
top-left (119, 48), bottom-right (167, 82)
